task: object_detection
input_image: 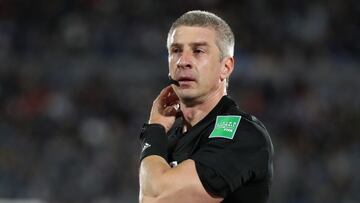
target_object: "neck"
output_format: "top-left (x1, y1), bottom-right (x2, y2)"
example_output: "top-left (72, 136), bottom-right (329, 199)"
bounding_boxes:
top-left (180, 87), bottom-right (226, 132)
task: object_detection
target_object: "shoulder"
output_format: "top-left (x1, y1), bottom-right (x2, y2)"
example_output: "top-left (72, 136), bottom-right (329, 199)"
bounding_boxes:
top-left (203, 113), bottom-right (273, 161)
top-left (191, 107), bottom-right (273, 196)
top-left (235, 113), bottom-right (272, 149)
top-left (216, 99), bottom-right (272, 149)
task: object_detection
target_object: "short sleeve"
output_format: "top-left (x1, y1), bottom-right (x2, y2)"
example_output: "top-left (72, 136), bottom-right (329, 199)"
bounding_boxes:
top-left (195, 161), bottom-right (229, 197)
top-left (192, 121), bottom-right (271, 197)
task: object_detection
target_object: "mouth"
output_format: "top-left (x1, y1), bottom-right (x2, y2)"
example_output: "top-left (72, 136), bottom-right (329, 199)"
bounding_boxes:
top-left (176, 76), bottom-right (196, 82)
top-left (175, 76), bottom-right (196, 88)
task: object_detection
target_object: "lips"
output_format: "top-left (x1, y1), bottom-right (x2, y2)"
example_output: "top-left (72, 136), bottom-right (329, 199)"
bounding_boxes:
top-left (175, 76), bottom-right (196, 88)
top-left (176, 76), bottom-right (196, 82)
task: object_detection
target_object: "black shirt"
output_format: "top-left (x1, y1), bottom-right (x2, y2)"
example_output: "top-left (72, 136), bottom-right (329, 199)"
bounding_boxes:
top-left (167, 96), bottom-right (274, 203)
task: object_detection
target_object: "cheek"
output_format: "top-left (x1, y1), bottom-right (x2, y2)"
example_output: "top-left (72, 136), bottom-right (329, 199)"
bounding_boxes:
top-left (204, 60), bottom-right (221, 78)
top-left (200, 66), bottom-right (220, 86)
top-left (168, 57), bottom-right (177, 70)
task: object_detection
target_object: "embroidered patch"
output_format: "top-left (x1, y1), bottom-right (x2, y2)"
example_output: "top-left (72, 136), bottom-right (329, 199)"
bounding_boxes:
top-left (209, 116), bottom-right (241, 139)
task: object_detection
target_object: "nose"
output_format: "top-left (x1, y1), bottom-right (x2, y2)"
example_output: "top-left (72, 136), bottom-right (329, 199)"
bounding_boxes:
top-left (176, 51), bottom-right (192, 69)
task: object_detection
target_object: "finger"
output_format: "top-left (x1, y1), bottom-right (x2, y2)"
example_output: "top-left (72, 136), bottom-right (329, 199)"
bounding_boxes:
top-left (157, 86), bottom-right (172, 103)
top-left (153, 86), bottom-right (173, 106)
top-left (166, 91), bottom-right (179, 106)
top-left (163, 105), bottom-right (177, 116)
top-left (159, 85), bottom-right (173, 97)
top-left (160, 86), bottom-right (179, 107)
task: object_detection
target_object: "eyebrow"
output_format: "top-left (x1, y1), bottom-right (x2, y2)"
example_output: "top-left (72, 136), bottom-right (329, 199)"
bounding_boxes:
top-left (170, 41), bottom-right (209, 48)
top-left (190, 42), bottom-right (209, 47)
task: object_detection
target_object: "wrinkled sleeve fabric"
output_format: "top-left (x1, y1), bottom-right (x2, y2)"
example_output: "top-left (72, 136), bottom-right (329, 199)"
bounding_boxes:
top-left (191, 121), bottom-right (271, 198)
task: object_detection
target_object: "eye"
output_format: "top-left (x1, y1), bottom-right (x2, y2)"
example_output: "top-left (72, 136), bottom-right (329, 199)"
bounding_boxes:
top-left (193, 48), bottom-right (204, 54)
top-left (171, 47), bottom-right (181, 54)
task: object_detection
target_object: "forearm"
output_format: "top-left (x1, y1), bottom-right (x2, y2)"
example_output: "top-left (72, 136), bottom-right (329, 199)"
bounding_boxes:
top-left (139, 155), bottom-right (171, 198)
top-left (139, 86), bottom-right (222, 202)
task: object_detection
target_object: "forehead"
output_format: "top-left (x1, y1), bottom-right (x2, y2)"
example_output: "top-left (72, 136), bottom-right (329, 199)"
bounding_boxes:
top-left (169, 26), bottom-right (217, 46)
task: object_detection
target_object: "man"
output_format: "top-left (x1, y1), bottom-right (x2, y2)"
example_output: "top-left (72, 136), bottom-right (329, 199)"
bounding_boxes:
top-left (139, 10), bottom-right (273, 203)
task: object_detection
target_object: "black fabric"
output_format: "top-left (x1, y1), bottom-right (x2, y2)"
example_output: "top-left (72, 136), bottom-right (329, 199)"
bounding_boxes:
top-left (139, 123), bottom-right (168, 161)
top-left (195, 161), bottom-right (230, 197)
top-left (192, 119), bottom-right (271, 194)
top-left (167, 96), bottom-right (274, 202)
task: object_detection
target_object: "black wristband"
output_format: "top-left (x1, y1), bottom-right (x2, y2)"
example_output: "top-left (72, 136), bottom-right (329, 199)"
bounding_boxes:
top-left (139, 123), bottom-right (168, 162)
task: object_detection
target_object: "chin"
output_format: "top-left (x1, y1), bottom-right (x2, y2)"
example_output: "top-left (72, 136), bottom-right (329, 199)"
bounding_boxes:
top-left (177, 90), bottom-right (203, 106)
top-left (176, 88), bottom-right (194, 97)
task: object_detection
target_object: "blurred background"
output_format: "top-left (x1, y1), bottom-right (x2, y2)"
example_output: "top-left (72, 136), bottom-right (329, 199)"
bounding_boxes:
top-left (0, 0), bottom-right (359, 203)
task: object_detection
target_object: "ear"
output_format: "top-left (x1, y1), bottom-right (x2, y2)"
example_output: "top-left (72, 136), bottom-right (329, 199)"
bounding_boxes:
top-left (220, 57), bottom-right (234, 81)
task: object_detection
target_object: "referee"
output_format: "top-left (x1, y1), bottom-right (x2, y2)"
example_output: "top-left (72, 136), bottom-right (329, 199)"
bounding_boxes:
top-left (139, 10), bottom-right (273, 203)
